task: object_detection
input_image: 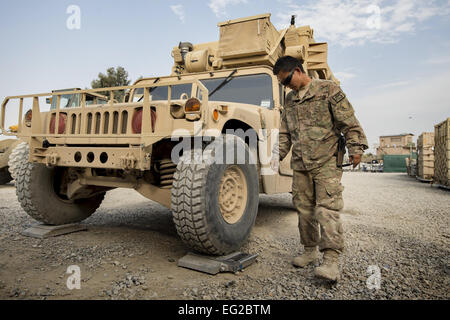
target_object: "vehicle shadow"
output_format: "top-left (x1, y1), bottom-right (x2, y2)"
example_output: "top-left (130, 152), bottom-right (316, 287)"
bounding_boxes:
top-left (85, 200), bottom-right (178, 238)
top-left (84, 193), bottom-right (295, 239)
top-left (0, 182), bottom-right (15, 189)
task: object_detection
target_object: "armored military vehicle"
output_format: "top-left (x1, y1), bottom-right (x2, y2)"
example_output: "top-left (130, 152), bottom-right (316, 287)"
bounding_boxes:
top-left (6, 89), bottom-right (109, 179)
top-left (0, 139), bottom-right (20, 184)
top-left (1, 14), bottom-right (338, 255)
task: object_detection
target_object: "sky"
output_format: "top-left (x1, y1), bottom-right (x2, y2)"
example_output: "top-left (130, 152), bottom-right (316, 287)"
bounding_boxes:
top-left (0, 0), bottom-right (449, 153)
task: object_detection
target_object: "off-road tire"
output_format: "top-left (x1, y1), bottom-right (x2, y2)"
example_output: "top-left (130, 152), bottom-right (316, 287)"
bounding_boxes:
top-left (8, 141), bottom-right (28, 181)
top-left (171, 135), bottom-right (259, 255)
top-left (15, 145), bottom-right (105, 225)
top-left (0, 167), bottom-right (12, 185)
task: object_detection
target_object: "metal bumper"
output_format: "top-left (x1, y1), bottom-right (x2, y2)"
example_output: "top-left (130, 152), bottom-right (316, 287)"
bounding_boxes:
top-left (31, 146), bottom-right (151, 170)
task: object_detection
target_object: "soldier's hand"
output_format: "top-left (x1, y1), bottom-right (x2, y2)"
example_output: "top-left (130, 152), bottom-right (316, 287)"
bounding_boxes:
top-left (349, 154), bottom-right (361, 168)
top-left (270, 156), bottom-right (280, 173)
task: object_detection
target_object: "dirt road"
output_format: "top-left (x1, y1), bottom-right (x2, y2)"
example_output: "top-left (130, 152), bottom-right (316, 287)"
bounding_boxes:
top-left (0, 173), bottom-right (448, 300)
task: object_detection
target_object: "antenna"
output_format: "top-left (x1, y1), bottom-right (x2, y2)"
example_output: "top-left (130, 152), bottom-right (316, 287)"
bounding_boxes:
top-left (290, 15), bottom-right (296, 26)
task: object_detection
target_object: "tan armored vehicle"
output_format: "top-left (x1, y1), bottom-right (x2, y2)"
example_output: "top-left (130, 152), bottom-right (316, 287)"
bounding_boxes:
top-left (0, 139), bottom-right (21, 184)
top-left (6, 89), bottom-right (109, 180)
top-left (1, 14), bottom-right (337, 255)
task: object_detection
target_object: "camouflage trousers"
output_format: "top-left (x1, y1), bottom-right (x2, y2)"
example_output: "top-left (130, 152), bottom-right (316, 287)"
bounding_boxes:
top-left (292, 156), bottom-right (345, 253)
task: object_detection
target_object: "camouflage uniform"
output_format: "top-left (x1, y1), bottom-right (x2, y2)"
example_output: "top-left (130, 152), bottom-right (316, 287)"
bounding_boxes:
top-left (278, 78), bottom-right (368, 253)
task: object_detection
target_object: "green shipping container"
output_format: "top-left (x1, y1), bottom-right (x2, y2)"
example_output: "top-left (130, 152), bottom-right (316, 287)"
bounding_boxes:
top-left (383, 154), bottom-right (416, 173)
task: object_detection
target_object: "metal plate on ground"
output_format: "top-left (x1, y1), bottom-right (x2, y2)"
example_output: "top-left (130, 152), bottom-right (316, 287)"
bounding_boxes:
top-left (21, 223), bottom-right (87, 239)
top-left (177, 252), bottom-right (258, 275)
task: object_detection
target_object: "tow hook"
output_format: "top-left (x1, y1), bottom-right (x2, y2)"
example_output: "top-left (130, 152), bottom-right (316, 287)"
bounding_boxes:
top-left (45, 152), bottom-right (60, 167)
top-left (120, 153), bottom-right (137, 170)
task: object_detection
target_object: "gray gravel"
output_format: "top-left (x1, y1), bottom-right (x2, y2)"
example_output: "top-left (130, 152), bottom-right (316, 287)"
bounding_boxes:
top-left (0, 172), bottom-right (448, 300)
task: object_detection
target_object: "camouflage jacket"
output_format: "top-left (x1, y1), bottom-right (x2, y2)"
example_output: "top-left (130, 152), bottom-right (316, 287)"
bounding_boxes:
top-left (278, 78), bottom-right (368, 171)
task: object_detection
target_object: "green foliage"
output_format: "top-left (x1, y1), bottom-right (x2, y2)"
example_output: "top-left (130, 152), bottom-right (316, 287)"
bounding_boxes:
top-left (91, 66), bottom-right (131, 102)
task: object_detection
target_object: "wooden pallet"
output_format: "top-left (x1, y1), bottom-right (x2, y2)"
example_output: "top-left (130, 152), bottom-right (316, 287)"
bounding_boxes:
top-left (434, 118), bottom-right (450, 188)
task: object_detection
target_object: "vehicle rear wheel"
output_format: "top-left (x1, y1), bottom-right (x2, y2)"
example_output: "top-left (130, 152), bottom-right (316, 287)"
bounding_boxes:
top-left (171, 135), bottom-right (259, 255)
top-left (15, 146), bottom-right (105, 225)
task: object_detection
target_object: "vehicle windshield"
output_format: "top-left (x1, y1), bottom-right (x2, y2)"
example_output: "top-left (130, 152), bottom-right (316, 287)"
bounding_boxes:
top-left (132, 84), bottom-right (193, 102)
top-left (50, 93), bottom-right (107, 109)
top-left (200, 74), bottom-right (274, 109)
top-left (131, 74), bottom-right (274, 109)
top-left (50, 94), bottom-right (79, 110)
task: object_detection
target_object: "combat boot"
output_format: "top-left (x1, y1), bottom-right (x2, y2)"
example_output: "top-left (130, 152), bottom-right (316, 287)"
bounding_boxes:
top-left (292, 246), bottom-right (319, 268)
top-left (314, 249), bottom-right (341, 281)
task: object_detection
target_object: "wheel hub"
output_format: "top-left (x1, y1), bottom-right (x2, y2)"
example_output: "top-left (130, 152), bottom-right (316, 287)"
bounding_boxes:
top-left (219, 165), bottom-right (248, 224)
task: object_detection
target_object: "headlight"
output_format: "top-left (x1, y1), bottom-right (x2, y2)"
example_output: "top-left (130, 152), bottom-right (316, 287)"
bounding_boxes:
top-left (184, 98), bottom-right (201, 113)
top-left (170, 103), bottom-right (185, 119)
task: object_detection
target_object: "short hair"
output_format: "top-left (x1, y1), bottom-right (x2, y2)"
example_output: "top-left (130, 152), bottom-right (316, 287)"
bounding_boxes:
top-left (273, 56), bottom-right (305, 75)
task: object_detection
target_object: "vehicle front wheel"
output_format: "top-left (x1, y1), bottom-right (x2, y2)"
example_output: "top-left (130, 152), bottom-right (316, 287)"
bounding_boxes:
top-left (15, 145), bottom-right (105, 225)
top-left (171, 135), bottom-right (259, 255)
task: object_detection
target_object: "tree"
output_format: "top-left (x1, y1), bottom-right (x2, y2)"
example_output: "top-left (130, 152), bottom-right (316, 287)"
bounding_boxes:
top-left (91, 66), bottom-right (131, 102)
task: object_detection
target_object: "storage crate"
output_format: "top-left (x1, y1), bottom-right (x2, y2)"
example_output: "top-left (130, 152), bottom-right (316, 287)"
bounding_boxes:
top-left (417, 132), bottom-right (434, 180)
top-left (434, 118), bottom-right (450, 187)
top-left (406, 158), bottom-right (418, 177)
top-left (218, 13), bottom-right (283, 65)
top-left (417, 132), bottom-right (435, 148)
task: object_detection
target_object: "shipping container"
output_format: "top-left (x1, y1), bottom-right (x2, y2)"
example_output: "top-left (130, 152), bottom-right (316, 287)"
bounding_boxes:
top-left (434, 118), bottom-right (450, 187)
top-left (406, 158), bottom-right (417, 177)
top-left (383, 154), bottom-right (415, 173)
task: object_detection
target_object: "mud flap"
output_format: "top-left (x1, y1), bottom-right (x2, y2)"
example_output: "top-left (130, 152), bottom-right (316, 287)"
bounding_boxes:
top-left (177, 252), bottom-right (258, 275)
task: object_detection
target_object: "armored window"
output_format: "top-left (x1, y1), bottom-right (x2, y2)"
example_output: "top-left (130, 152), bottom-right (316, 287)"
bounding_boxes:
top-left (50, 94), bottom-right (72, 110)
top-left (132, 84), bottom-right (193, 102)
top-left (200, 74), bottom-right (274, 109)
top-left (85, 94), bottom-right (95, 106)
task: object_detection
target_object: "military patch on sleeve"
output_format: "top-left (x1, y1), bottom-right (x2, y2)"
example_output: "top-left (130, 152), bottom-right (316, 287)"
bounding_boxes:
top-left (331, 91), bottom-right (346, 105)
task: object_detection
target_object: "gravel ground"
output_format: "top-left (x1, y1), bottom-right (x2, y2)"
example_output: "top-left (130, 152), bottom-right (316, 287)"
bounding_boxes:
top-left (0, 172), bottom-right (448, 300)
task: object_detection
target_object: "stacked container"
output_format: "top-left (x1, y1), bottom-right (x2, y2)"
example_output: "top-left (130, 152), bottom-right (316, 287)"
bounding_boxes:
top-left (434, 118), bottom-right (450, 188)
top-left (406, 158), bottom-right (417, 177)
top-left (417, 132), bottom-right (435, 181)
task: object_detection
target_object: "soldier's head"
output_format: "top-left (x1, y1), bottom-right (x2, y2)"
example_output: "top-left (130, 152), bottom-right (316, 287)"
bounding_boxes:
top-left (273, 56), bottom-right (309, 91)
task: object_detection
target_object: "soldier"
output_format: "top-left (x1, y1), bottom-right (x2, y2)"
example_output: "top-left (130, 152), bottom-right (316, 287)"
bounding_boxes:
top-left (271, 56), bottom-right (368, 281)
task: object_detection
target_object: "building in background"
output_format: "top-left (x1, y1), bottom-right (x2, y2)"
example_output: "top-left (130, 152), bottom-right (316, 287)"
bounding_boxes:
top-left (376, 133), bottom-right (415, 158)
